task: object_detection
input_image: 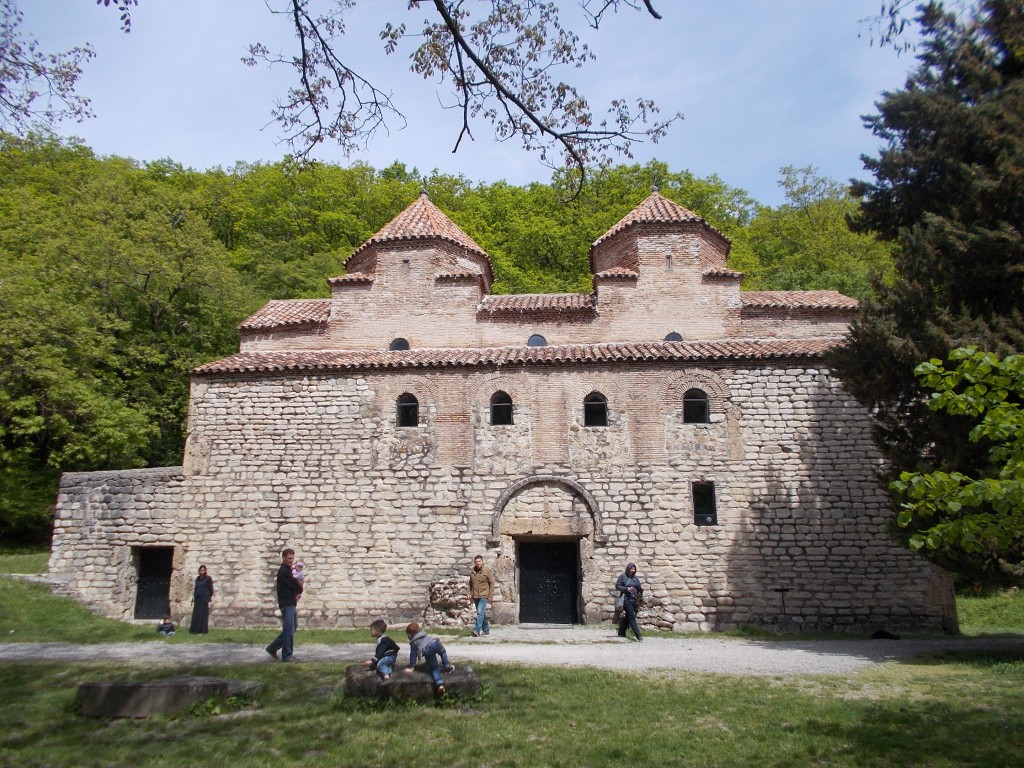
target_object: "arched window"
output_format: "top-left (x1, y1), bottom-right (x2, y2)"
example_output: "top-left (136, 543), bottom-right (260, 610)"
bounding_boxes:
top-left (396, 393), bottom-right (419, 427)
top-left (389, 338), bottom-right (410, 351)
top-left (584, 391), bottom-right (608, 427)
top-left (490, 391), bottom-right (514, 426)
top-left (664, 331), bottom-right (683, 342)
top-left (527, 334), bottom-right (547, 347)
top-left (683, 388), bottom-right (710, 424)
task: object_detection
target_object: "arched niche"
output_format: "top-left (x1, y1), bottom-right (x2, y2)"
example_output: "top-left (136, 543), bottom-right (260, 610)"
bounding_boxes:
top-left (489, 474), bottom-right (606, 546)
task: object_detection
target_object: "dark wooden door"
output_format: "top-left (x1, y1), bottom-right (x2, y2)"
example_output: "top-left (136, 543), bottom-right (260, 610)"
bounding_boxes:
top-left (134, 547), bottom-right (173, 620)
top-left (519, 541), bottom-right (579, 624)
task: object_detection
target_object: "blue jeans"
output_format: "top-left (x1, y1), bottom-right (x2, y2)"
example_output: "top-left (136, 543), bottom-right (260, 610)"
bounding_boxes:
top-left (421, 639), bottom-right (451, 685)
top-left (376, 654), bottom-right (396, 677)
top-left (473, 597), bottom-right (490, 635)
top-left (267, 604), bottom-right (297, 660)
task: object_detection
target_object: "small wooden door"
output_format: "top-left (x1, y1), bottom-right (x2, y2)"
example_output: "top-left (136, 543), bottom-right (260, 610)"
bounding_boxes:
top-left (518, 541), bottom-right (579, 624)
top-left (133, 547), bottom-right (173, 620)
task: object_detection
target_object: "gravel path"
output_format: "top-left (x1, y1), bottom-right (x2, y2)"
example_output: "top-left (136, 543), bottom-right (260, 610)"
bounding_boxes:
top-left (3, 627), bottom-right (1022, 676)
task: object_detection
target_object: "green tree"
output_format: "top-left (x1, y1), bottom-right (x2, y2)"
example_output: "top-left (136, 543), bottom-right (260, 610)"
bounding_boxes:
top-left (892, 348), bottom-right (1024, 582)
top-left (830, 0), bottom-right (1024, 579)
top-left (0, 134), bottom-right (253, 541)
top-left (731, 166), bottom-right (894, 301)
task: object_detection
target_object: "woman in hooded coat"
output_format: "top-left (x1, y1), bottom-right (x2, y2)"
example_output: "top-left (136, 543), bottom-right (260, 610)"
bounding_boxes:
top-left (615, 562), bottom-right (643, 641)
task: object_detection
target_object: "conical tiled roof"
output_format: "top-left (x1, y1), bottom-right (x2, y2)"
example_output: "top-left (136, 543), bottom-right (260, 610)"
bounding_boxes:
top-left (591, 190), bottom-right (730, 249)
top-left (345, 191), bottom-right (489, 268)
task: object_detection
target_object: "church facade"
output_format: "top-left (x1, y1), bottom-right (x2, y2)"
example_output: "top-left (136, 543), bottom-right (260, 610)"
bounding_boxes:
top-left (49, 191), bottom-right (957, 633)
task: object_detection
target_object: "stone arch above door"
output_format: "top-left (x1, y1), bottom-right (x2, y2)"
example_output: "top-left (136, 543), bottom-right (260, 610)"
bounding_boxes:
top-left (489, 475), bottom-right (606, 545)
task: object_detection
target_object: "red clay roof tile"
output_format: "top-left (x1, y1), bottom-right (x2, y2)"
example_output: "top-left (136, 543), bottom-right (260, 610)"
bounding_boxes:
top-left (479, 294), bottom-right (596, 313)
top-left (594, 267), bottom-right (639, 280)
top-left (704, 266), bottom-right (744, 279)
top-left (437, 270), bottom-right (485, 282)
top-left (238, 299), bottom-right (331, 331)
top-left (741, 291), bottom-right (859, 310)
top-left (345, 191), bottom-right (489, 267)
top-left (194, 338), bottom-right (840, 376)
top-left (592, 190), bottom-right (731, 248)
top-left (327, 272), bottom-right (374, 286)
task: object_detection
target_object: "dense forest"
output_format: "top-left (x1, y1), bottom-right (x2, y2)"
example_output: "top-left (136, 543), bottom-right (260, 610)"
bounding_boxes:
top-left (0, 132), bottom-right (893, 542)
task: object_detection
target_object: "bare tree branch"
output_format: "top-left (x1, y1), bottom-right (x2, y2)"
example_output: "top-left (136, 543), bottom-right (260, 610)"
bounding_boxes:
top-left (73, 1), bottom-right (685, 186)
top-left (581, 0), bottom-right (662, 28)
top-left (429, 0), bottom-right (587, 175)
top-left (0, 0), bottom-right (96, 133)
top-left (243, 0), bottom-right (406, 158)
top-left (407, 1), bottom-right (681, 194)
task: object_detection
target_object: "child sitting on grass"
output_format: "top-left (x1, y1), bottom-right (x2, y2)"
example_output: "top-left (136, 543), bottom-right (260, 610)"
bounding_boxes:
top-left (363, 619), bottom-right (400, 680)
top-left (403, 622), bottom-right (455, 694)
top-left (156, 616), bottom-right (175, 635)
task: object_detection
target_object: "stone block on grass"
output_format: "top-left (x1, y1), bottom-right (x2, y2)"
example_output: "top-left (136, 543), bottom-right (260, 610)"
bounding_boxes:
top-left (77, 675), bottom-right (260, 718)
top-left (344, 664), bottom-right (480, 703)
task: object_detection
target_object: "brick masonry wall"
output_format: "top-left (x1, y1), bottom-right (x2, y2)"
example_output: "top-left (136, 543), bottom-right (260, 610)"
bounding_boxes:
top-left (740, 308), bottom-right (856, 339)
top-left (244, 231), bottom-right (845, 354)
top-left (50, 363), bottom-right (957, 634)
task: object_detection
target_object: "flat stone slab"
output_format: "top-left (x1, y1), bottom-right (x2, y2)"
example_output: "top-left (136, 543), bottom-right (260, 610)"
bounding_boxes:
top-left (344, 664), bottom-right (480, 702)
top-left (77, 675), bottom-right (260, 718)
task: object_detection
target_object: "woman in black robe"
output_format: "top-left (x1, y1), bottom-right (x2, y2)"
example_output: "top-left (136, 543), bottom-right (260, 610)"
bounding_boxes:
top-left (189, 565), bottom-right (214, 634)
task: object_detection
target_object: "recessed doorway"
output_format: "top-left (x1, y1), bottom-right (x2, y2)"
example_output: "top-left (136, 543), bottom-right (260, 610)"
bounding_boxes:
top-left (518, 540), bottom-right (579, 624)
top-left (133, 547), bottom-right (174, 620)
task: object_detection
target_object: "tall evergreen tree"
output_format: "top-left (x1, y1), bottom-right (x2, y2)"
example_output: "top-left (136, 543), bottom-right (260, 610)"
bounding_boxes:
top-left (831, 0), bottom-right (1024, 581)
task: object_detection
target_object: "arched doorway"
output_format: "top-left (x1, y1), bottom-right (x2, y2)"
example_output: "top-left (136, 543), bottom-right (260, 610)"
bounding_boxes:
top-left (490, 475), bottom-right (604, 625)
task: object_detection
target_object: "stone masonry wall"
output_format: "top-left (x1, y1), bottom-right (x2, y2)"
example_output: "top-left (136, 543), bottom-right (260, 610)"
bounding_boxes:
top-left (49, 363), bottom-right (957, 634)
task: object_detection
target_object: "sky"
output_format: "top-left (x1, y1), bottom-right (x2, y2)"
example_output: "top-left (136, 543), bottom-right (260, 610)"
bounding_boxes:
top-left (22, 1), bottom-right (922, 206)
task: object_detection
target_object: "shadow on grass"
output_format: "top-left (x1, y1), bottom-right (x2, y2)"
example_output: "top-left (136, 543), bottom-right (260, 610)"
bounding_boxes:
top-left (800, 696), bottom-right (1024, 766)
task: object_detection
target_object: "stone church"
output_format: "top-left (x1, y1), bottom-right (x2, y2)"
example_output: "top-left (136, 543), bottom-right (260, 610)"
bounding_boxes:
top-left (49, 190), bottom-right (957, 633)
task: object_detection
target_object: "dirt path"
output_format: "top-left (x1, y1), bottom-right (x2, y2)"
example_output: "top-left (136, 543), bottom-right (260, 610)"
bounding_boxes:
top-left (3, 627), bottom-right (1022, 676)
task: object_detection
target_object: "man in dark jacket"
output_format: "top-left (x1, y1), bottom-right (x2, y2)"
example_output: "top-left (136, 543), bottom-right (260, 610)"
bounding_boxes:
top-left (265, 548), bottom-right (303, 662)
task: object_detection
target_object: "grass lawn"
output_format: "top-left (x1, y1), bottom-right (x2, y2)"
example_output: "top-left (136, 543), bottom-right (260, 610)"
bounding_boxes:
top-left (957, 589), bottom-right (1024, 636)
top-left (1, 655), bottom-right (1023, 767)
top-left (2, 548), bottom-right (1024, 766)
top-left (0, 547), bottom-right (48, 575)
top-left (0, 577), bottom-right (378, 645)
